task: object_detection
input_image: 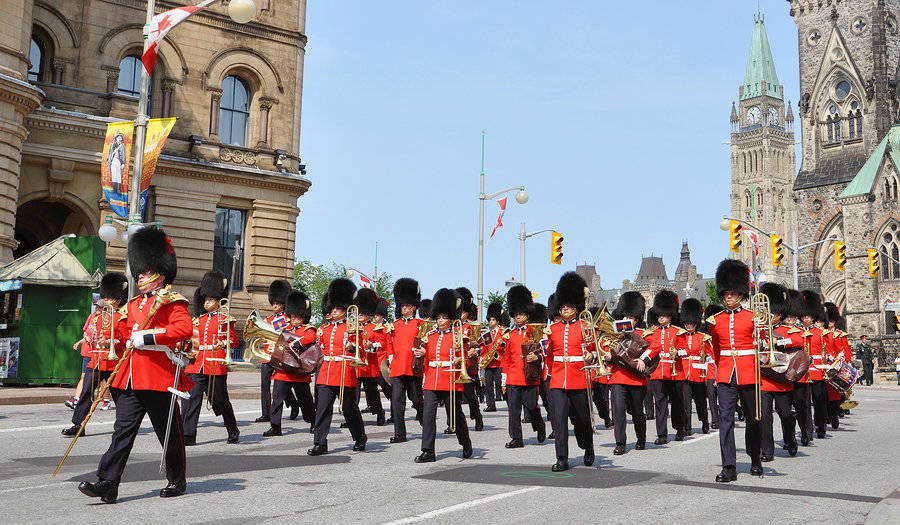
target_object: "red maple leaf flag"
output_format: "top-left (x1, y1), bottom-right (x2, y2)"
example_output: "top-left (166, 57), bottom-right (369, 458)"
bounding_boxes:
top-left (489, 196), bottom-right (508, 239)
top-left (744, 230), bottom-right (760, 256)
top-left (359, 274), bottom-right (372, 289)
top-left (142, 0), bottom-right (215, 75)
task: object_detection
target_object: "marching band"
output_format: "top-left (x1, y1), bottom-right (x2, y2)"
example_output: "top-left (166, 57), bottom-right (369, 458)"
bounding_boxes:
top-left (62, 226), bottom-right (863, 503)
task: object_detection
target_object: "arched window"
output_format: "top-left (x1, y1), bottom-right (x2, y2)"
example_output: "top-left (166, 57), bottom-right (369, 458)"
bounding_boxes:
top-left (878, 221), bottom-right (900, 280)
top-left (855, 109), bottom-right (863, 137)
top-left (118, 55), bottom-right (142, 96)
top-left (744, 190), bottom-right (751, 208)
top-left (756, 189), bottom-right (763, 207)
top-left (219, 76), bottom-right (251, 146)
top-left (28, 38), bottom-right (43, 82)
top-left (826, 116), bottom-right (834, 143)
top-left (848, 112), bottom-right (856, 138)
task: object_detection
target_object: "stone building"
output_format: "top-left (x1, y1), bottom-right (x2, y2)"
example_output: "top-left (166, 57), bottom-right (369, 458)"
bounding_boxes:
top-left (0, 0), bottom-right (309, 319)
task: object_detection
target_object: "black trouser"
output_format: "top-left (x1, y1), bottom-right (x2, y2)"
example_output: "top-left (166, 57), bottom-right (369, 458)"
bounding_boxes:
top-left (390, 375), bottom-right (423, 437)
top-left (313, 384), bottom-right (365, 446)
top-left (706, 379), bottom-right (719, 425)
top-left (359, 377), bottom-right (385, 416)
top-left (484, 368), bottom-right (502, 410)
top-left (72, 368), bottom-right (111, 426)
top-left (650, 379), bottom-right (684, 437)
top-left (761, 390), bottom-right (796, 456)
top-left (862, 364), bottom-right (874, 385)
top-left (462, 381), bottom-right (482, 421)
top-left (474, 371), bottom-right (484, 401)
top-left (550, 388), bottom-right (593, 459)
top-left (643, 384), bottom-right (655, 418)
top-left (717, 381), bottom-right (761, 468)
top-left (377, 375), bottom-right (393, 402)
top-left (827, 399), bottom-right (842, 427)
top-left (610, 383), bottom-right (646, 446)
top-left (271, 379), bottom-right (315, 427)
top-left (810, 380), bottom-right (829, 435)
top-left (182, 373), bottom-right (238, 437)
top-left (421, 389), bottom-right (471, 451)
top-left (792, 383), bottom-right (811, 443)
top-left (539, 378), bottom-right (553, 422)
top-left (507, 384), bottom-right (545, 440)
top-left (261, 363), bottom-right (297, 418)
top-left (591, 382), bottom-right (610, 423)
top-left (681, 380), bottom-right (709, 431)
top-left (97, 387), bottom-right (185, 484)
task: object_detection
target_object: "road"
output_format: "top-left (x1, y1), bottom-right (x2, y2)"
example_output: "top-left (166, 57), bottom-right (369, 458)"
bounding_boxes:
top-left (0, 386), bottom-right (897, 524)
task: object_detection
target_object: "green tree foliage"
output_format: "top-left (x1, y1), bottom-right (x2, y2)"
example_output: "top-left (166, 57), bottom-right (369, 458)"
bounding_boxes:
top-left (294, 260), bottom-right (395, 323)
top-left (486, 290), bottom-right (507, 312)
top-left (706, 281), bottom-right (721, 306)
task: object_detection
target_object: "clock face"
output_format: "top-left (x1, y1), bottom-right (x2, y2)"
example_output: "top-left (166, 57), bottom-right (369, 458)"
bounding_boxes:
top-left (747, 106), bottom-right (761, 125)
top-left (768, 107), bottom-right (779, 125)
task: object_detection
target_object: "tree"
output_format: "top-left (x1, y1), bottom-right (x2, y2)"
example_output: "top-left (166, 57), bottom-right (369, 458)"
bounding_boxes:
top-left (486, 290), bottom-right (507, 312)
top-left (706, 281), bottom-right (721, 306)
top-left (294, 260), bottom-right (396, 323)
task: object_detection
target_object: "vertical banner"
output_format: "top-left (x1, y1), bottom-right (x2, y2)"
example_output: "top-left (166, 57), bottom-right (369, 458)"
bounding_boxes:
top-left (100, 122), bottom-right (134, 219)
top-left (100, 118), bottom-right (176, 219)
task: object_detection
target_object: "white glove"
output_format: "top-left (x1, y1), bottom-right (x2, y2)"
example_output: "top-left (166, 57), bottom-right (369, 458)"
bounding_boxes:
top-left (372, 342), bottom-right (382, 349)
top-left (129, 330), bottom-right (152, 349)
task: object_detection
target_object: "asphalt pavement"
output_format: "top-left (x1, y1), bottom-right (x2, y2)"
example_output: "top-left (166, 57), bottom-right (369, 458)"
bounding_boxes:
top-left (0, 380), bottom-right (897, 524)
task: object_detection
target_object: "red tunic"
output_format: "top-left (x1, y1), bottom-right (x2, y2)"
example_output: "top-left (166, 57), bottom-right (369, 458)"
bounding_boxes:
top-left (606, 328), bottom-right (654, 387)
top-left (80, 312), bottom-right (98, 358)
top-left (86, 310), bottom-right (124, 372)
top-left (823, 329), bottom-right (847, 401)
top-left (423, 328), bottom-right (465, 392)
top-left (646, 325), bottom-right (684, 380)
top-left (111, 289), bottom-right (194, 392)
top-left (483, 327), bottom-right (504, 368)
top-left (271, 324), bottom-right (317, 383)
top-left (501, 326), bottom-right (539, 387)
top-left (387, 318), bottom-right (425, 377)
top-left (317, 320), bottom-right (359, 388)
top-left (803, 326), bottom-right (828, 381)
top-left (676, 330), bottom-right (711, 383)
top-left (544, 319), bottom-right (595, 390)
top-left (708, 307), bottom-right (758, 386)
top-left (356, 321), bottom-right (383, 379)
top-left (184, 312), bottom-right (238, 376)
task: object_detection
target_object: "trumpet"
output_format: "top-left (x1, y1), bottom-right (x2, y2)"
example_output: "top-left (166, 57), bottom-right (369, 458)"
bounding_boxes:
top-left (578, 310), bottom-right (601, 430)
top-left (699, 344), bottom-right (707, 380)
top-left (668, 339), bottom-right (678, 379)
top-left (101, 304), bottom-right (118, 360)
top-left (750, 292), bottom-right (776, 421)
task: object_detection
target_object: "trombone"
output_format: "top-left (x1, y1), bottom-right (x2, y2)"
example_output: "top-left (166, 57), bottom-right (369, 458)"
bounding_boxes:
top-left (448, 319), bottom-right (472, 433)
top-left (578, 310), bottom-right (603, 430)
top-left (101, 303), bottom-right (118, 360)
top-left (750, 292), bottom-right (776, 421)
top-left (339, 305), bottom-right (367, 414)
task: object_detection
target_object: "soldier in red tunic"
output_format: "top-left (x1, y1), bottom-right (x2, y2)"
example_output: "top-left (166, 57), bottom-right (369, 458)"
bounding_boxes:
top-left (257, 279), bottom-right (297, 423)
top-left (800, 291), bottom-right (830, 439)
top-left (355, 288), bottom-right (388, 426)
top-left (181, 271), bottom-right (240, 445)
top-left (413, 288), bottom-right (473, 462)
top-left (482, 301), bottom-right (506, 413)
top-left (64, 273), bottom-right (129, 437)
top-left (646, 290), bottom-right (686, 444)
top-left (456, 288), bottom-right (484, 432)
top-left (79, 227), bottom-right (193, 503)
top-left (588, 306), bottom-right (612, 430)
top-left (708, 259), bottom-right (762, 482)
top-left (676, 298), bottom-right (711, 436)
top-left (544, 272), bottom-right (596, 472)
top-left (385, 278), bottom-right (425, 443)
top-left (541, 295), bottom-right (559, 438)
top-left (370, 297), bottom-right (393, 421)
top-left (702, 303), bottom-right (723, 430)
top-left (824, 302), bottom-right (848, 425)
top-left (643, 307), bottom-right (659, 422)
top-left (500, 285), bottom-right (547, 448)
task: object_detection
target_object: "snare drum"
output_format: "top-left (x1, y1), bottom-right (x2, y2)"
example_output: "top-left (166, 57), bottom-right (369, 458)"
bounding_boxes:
top-left (826, 361), bottom-right (859, 393)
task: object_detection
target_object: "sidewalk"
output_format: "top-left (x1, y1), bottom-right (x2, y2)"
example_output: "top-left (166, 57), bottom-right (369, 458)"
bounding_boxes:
top-left (0, 369), bottom-right (262, 406)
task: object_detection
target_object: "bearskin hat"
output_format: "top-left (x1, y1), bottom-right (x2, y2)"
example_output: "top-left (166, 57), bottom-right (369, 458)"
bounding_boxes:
top-left (613, 291), bottom-right (646, 325)
top-left (824, 302), bottom-right (842, 327)
top-left (191, 270), bottom-right (228, 317)
top-left (800, 290), bottom-right (824, 322)
top-left (98, 272), bottom-right (129, 305)
top-left (679, 298), bottom-right (703, 327)
top-left (506, 285), bottom-right (535, 318)
top-left (321, 292), bottom-right (331, 319)
top-left (393, 277), bottom-right (421, 307)
top-left (487, 301), bottom-right (503, 322)
top-left (128, 226), bottom-right (176, 284)
top-left (547, 293), bottom-right (560, 320)
top-left (375, 297), bottom-right (389, 318)
top-left (268, 279), bottom-right (292, 306)
top-left (431, 288), bottom-right (461, 320)
top-left (555, 272), bottom-right (589, 312)
top-left (532, 303), bottom-right (548, 324)
top-left (285, 290), bottom-right (311, 321)
top-left (785, 289), bottom-right (802, 319)
top-left (455, 287), bottom-right (474, 309)
top-left (652, 290), bottom-right (679, 320)
top-left (418, 298), bottom-right (433, 319)
top-left (701, 303), bottom-right (724, 334)
top-left (327, 278), bottom-right (357, 310)
top-left (646, 307), bottom-right (660, 328)
top-left (466, 303), bottom-right (477, 320)
top-left (355, 288), bottom-right (379, 316)
top-left (759, 282), bottom-right (788, 318)
top-left (715, 259), bottom-right (750, 298)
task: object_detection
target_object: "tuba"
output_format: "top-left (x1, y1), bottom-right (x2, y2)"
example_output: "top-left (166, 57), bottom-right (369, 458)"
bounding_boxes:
top-left (243, 311), bottom-right (280, 363)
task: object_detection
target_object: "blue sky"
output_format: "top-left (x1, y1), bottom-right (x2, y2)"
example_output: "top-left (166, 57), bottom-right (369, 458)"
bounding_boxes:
top-left (295, 0), bottom-right (801, 303)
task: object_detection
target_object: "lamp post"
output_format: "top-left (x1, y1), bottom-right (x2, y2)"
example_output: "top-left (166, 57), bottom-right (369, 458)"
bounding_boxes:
top-left (476, 133), bottom-right (527, 322)
top-left (518, 222), bottom-right (557, 286)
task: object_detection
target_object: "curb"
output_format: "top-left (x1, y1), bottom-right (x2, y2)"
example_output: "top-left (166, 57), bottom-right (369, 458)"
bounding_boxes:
top-left (865, 488), bottom-right (900, 524)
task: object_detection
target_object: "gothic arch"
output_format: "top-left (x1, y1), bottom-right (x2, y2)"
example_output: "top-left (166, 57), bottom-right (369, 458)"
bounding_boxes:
top-left (808, 208), bottom-right (844, 270)
top-left (33, 1), bottom-right (79, 51)
top-left (822, 280), bottom-right (846, 311)
top-left (809, 25), bottom-right (866, 121)
top-left (98, 24), bottom-right (188, 84)
top-left (203, 47), bottom-right (284, 95)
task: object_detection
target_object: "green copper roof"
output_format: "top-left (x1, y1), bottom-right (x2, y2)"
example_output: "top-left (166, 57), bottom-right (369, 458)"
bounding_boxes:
top-left (741, 16), bottom-right (782, 101)
top-left (840, 125), bottom-right (900, 197)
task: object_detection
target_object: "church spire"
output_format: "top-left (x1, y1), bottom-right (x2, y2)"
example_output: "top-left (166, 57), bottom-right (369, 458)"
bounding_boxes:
top-left (742, 14), bottom-right (782, 101)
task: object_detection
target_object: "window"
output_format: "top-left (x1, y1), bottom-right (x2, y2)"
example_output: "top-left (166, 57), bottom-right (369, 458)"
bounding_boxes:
top-left (218, 76), bottom-right (251, 146)
top-left (118, 55), bottom-right (154, 114)
top-left (878, 221), bottom-right (900, 280)
top-left (213, 208), bottom-right (246, 290)
top-left (835, 80), bottom-right (852, 100)
top-left (826, 116), bottom-right (834, 143)
top-left (744, 190), bottom-right (751, 208)
top-left (28, 38), bottom-right (43, 82)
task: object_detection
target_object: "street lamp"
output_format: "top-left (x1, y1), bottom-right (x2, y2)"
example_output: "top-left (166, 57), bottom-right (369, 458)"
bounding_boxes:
top-left (478, 184), bottom-right (528, 322)
top-left (228, 0), bottom-right (257, 23)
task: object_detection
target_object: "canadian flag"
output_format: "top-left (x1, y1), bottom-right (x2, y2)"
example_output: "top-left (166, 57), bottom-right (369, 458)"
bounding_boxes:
top-left (489, 196), bottom-right (508, 239)
top-left (142, 0), bottom-right (215, 75)
top-left (359, 274), bottom-right (372, 289)
top-left (744, 230), bottom-right (760, 255)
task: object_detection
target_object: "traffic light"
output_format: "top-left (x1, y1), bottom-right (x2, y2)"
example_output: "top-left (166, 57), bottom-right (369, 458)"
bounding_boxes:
top-left (834, 240), bottom-right (846, 271)
top-left (770, 235), bottom-right (784, 266)
top-left (550, 231), bottom-right (564, 265)
top-left (729, 220), bottom-right (742, 253)
top-left (868, 248), bottom-right (879, 277)
top-left (888, 312), bottom-right (900, 335)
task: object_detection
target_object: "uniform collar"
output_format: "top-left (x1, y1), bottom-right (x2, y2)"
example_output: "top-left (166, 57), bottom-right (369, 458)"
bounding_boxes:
top-left (726, 306), bottom-right (743, 314)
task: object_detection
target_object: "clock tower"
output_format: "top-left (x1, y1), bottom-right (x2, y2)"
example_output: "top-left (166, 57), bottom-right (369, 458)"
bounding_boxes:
top-left (730, 14), bottom-right (797, 284)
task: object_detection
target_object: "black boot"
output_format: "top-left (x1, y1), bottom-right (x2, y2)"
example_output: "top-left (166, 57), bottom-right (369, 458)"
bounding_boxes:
top-left (415, 449), bottom-right (436, 463)
top-left (475, 415), bottom-right (484, 432)
top-left (462, 444), bottom-right (473, 459)
top-left (159, 479), bottom-right (186, 498)
top-left (263, 425), bottom-right (281, 437)
top-left (377, 412), bottom-right (386, 426)
top-left (255, 415), bottom-right (270, 423)
top-left (353, 437), bottom-right (367, 452)
top-left (715, 466), bottom-right (737, 483)
top-left (78, 480), bottom-right (119, 504)
top-left (61, 425), bottom-right (82, 437)
top-left (654, 436), bottom-right (668, 445)
top-left (537, 426), bottom-right (546, 443)
top-left (505, 438), bottom-right (524, 448)
top-left (183, 434), bottom-right (196, 446)
top-left (583, 447), bottom-right (595, 467)
top-left (613, 444), bottom-right (626, 455)
top-left (290, 404), bottom-right (299, 421)
top-left (749, 463), bottom-right (763, 476)
top-left (226, 430), bottom-right (240, 444)
top-left (787, 441), bottom-right (798, 457)
top-left (634, 441), bottom-right (646, 450)
top-left (701, 421), bottom-right (710, 434)
top-left (307, 443), bottom-right (328, 456)
top-left (551, 458), bottom-right (569, 472)
top-left (389, 434), bottom-right (407, 443)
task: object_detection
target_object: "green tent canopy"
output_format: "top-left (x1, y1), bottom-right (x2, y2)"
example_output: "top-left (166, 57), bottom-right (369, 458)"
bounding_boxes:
top-left (0, 235), bottom-right (102, 288)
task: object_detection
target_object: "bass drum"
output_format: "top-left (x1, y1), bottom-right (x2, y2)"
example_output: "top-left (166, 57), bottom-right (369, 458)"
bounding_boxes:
top-left (760, 349), bottom-right (811, 385)
top-left (826, 361), bottom-right (859, 393)
top-left (608, 331), bottom-right (657, 378)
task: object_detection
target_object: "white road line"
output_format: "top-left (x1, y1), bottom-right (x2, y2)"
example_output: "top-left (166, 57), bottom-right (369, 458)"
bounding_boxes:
top-left (672, 430), bottom-right (719, 447)
top-left (0, 410), bottom-right (259, 433)
top-left (381, 486), bottom-right (540, 525)
top-left (0, 483), bottom-right (67, 494)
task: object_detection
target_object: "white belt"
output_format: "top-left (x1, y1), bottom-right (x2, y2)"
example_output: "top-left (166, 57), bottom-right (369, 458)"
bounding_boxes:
top-left (199, 345), bottom-right (217, 352)
top-left (323, 355), bottom-right (348, 362)
top-left (677, 350), bottom-right (688, 357)
top-left (429, 360), bottom-right (452, 368)
top-left (812, 364), bottom-right (830, 370)
top-left (661, 359), bottom-right (675, 363)
top-left (691, 363), bottom-right (706, 369)
top-left (721, 349), bottom-right (755, 357)
top-left (553, 356), bottom-right (584, 362)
